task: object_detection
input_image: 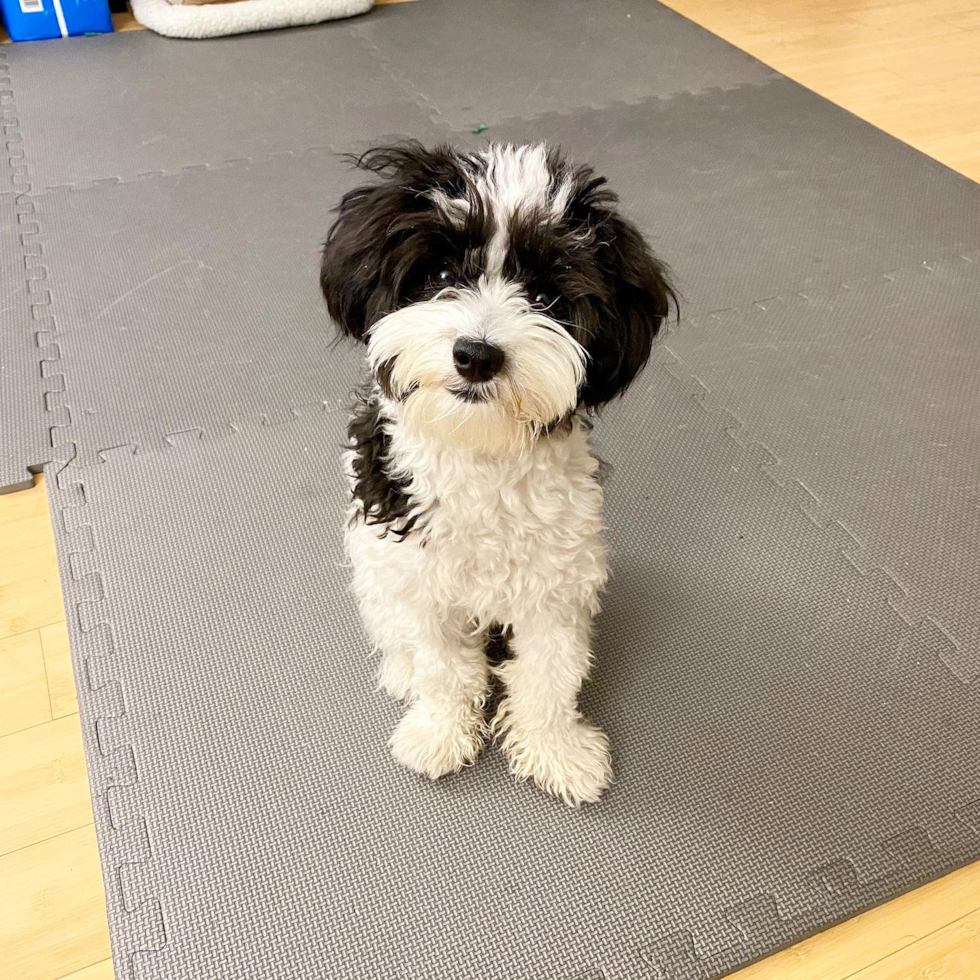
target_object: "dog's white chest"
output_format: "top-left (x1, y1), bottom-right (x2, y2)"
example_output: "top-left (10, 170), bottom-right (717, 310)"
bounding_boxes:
top-left (348, 417), bottom-right (609, 624)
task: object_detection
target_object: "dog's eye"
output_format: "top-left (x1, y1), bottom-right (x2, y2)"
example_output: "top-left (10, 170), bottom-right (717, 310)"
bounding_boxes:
top-left (532, 291), bottom-right (554, 308)
top-left (437, 269), bottom-right (454, 285)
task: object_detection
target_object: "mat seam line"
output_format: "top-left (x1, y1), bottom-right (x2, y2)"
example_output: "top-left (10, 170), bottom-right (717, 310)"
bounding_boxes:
top-left (1, 48), bottom-right (53, 492)
top-left (347, 28), bottom-right (784, 140)
top-left (13, 78), bottom-right (798, 197)
top-left (43, 326), bottom-right (169, 980)
top-left (5, 46), bottom-right (169, 979)
top-left (635, 818), bottom-right (980, 980)
top-left (349, 21), bottom-right (455, 138)
top-left (73, 244), bottom-right (972, 463)
top-left (8, 20), bottom-right (441, 197)
top-left (664, 248), bottom-right (980, 689)
top-left (16, 77), bottom-right (974, 199)
top-left (78, 249), bottom-right (978, 691)
top-left (28, 143), bottom-right (344, 196)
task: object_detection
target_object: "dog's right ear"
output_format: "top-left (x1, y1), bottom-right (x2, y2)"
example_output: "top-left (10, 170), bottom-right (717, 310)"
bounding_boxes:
top-left (320, 180), bottom-right (405, 343)
top-left (322, 142), bottom-right (469, 342)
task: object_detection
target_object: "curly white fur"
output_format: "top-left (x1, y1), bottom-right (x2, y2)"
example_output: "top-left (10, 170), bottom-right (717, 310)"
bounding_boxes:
top-left (347, 411), bottom-right (612, 806)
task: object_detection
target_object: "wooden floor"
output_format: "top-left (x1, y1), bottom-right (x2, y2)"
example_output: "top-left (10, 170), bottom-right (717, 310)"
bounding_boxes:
top-left (0, 476), bottom-right (112, 980)
top-left (664, 0), bottom-right (980, 181)
top-left (1, 2), bottom-right (979, 978)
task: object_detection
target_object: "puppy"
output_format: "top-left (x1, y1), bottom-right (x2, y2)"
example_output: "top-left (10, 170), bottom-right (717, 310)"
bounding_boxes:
top-left (321, 142), bottom-right (675, 805)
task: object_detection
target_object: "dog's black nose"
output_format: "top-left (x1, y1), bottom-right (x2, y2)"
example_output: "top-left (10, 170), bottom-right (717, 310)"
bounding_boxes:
top-left (452, 338), bottom-right (505, 383)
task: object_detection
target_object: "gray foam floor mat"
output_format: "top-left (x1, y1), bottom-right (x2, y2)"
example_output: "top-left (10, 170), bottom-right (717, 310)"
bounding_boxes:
top-left (1, 45), bottom-right (51, 492)
top-left (5, 22), bottom-right (434, 192)
top-left (3, 0), bottom-right (978, 975)
top-left (48, 371), bottom-right (980, 980)
top-left (20, 78), bottom-right (980, 472)
top-left (351, 0), bottom-right (778, 129)
top-left (30, 151), bottom-right (370, 468)
top-left (662, 260), bottom-right (980, 678)
top-left (0, 188), bottom-right (46, 493)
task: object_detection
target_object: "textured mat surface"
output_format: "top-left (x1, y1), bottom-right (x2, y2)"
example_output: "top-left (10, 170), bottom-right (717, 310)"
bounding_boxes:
top-left (31, 151), bottom-right (368, 468)
top-left (5, 22), bottom-right (431, 192)
top-left (7, 0), bottom-right (979, 976)
top-left (48, 371), bottom-right (980, 980)
top-left (25, 77), bottom-right (980, 470)
top-left (1, 47), bottom-right (50, 492)
top-left (352, 0), bottom-right (778, 129)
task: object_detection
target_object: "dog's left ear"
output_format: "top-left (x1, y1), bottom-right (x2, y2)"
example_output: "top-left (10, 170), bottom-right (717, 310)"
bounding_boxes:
top-left (577, 210), bottom-right (678, 408)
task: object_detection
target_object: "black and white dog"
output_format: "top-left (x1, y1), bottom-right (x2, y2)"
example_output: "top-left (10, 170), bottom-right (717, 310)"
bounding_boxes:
top-left (321, 142), bottom-right (675, 805)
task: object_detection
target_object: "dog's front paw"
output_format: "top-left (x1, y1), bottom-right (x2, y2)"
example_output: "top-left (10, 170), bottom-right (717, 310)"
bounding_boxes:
top-left (498, 713), bottom-right (612, 806)
top-left (389, 702), bottom-right (486, 779)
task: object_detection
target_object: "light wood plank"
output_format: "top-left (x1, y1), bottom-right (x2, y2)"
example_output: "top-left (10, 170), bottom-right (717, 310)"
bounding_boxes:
top-left (732, 861), bottom-right (980, 979)
top-left (58, 959), bottom-right (115, 980)
top-left (0, 825), bottom-right (111, 980)
top-left (41, 621), bottom-right (78, 719)
top-left (852, 907), bottom-right (980, 979)
top-left (0, 481), bottom-right (50, 528)
top-left (0, 541), bottom-right (65, 641)
top-left (0, 630), bottom-right (51, 736)
top-left (0, 713), bottom-right (94, 856)
top-left (110, 11), bottom-right (143, 33)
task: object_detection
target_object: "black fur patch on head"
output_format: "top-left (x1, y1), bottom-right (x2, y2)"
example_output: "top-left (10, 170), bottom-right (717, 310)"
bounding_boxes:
top-left (347, 387), bottom-right (424, 539)
top-left (502, 156), bottom-right (679, 407)
top-left (321, 141), bottom-right (493, 341)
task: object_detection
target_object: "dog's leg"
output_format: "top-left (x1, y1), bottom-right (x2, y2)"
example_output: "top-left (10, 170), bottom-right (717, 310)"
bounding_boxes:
top-left (494, 611), bottom-right (612, 805)
top-left (377, 645), bottom-right (416, 702)
top-left (388, 609), bottom-right (489, 780)
top-left (356, 595), bottom-right (418, 702)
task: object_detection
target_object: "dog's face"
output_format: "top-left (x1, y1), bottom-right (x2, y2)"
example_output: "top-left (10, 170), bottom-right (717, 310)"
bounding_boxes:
top-left (321, 142), bottom-right (676, 453)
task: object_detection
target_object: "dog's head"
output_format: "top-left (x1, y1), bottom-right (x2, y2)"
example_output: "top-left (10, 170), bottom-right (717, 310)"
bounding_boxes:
top-left (321, 141), bottom-right (676, 453)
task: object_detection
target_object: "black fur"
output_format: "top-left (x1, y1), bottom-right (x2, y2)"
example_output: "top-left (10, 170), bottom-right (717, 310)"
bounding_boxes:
top-left (321, 140), bottom-right (678, 409)
top-left (321, 142), bottom-right (492, 340)
top-left (500, 166), bottom-right (678, 406)
top-left (347, 388), bottom-right (423, 539)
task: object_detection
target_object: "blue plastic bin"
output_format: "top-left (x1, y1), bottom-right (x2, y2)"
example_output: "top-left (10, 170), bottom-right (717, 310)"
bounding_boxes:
top-left (0, 0), bottom-right (113, 41)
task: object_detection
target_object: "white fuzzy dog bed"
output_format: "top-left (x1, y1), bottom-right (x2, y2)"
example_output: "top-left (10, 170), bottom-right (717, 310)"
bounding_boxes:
top-left (130, 0), bottom-right (374, 39)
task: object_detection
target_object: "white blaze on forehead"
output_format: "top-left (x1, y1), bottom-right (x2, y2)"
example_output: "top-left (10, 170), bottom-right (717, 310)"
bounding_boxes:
top-left (426, 144), bottom-right (577, 273)
top-left (480, 144), bottom-right (553, 215)
top-left (475, 144), bottom-right (573, 275)
top-left (480, 144), bottom-right (550, 274)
